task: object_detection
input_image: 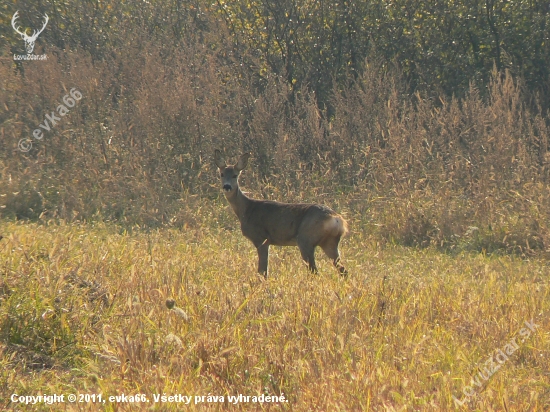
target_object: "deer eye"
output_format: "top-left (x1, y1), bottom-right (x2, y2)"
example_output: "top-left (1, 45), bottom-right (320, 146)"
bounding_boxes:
top-left (220, 173), bottom-right (224, 177)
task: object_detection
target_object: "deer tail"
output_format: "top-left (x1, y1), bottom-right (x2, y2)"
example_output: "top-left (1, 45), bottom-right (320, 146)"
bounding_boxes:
top-left (325, 214), bottom-right (349, 237)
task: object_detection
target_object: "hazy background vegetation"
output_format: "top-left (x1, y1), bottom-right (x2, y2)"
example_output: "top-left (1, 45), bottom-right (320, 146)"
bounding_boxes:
top-left (1, 0), bottom-right (549, 252)
top-left (1, 2), bottom-right (549, 410)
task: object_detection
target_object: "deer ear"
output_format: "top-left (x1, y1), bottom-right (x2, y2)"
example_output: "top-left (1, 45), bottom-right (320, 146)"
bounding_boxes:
top-left (214, 149), bottom-right (226, 168)
top-left (236, 153), bottom-right (250, 171)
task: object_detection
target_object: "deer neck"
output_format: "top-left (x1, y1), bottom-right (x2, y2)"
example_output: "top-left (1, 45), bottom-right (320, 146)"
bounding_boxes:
top-left (225, 186), bottom-right (250, 221)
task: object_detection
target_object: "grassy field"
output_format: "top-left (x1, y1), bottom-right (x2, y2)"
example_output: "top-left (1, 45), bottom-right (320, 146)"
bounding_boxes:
top-left (0, 211), bottom-right (548, 411)
top-left (2, 1), bottom-right (549, 410)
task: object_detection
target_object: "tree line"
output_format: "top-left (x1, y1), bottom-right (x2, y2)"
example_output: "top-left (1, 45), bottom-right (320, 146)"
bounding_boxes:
top-left (2, 0), bottom-right (549, 109)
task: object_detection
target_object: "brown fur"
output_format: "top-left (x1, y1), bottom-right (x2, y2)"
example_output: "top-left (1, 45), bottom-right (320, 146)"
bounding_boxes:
top-left (215, 150), bottom-right (348, 277)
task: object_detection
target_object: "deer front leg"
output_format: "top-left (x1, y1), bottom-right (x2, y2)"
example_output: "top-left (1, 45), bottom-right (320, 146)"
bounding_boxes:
top-left (256, 241), bottom-right (270, 278)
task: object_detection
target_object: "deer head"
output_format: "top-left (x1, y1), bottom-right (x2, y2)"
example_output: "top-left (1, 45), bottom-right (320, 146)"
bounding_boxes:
top-left (214, 150), bottom-right (250, 195)
top-left (12, 11), bottom-right (49, 54)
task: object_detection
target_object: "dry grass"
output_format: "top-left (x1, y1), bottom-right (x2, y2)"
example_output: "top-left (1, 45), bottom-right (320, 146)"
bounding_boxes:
top-left (0, 213), bottom-right (548, 411)
top-left (2, 50), bottom-right (549, 256)
top-left (1, 5), bottom-right (549, 411)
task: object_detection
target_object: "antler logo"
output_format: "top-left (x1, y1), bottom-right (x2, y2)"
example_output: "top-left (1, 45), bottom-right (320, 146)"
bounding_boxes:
top-left (11, 11), bottom-right (49, 54)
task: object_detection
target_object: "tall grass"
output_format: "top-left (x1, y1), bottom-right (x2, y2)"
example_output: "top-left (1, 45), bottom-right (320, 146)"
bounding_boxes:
top-left (0, 220), bottom-right (548, 410)
top-left (1, 42), bottom-right (549, 255)
top-left (1, 4), bottom-right (549, 410)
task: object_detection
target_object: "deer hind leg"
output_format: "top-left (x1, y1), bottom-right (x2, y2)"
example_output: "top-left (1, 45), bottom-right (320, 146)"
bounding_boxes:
top-left (320, 236), bottom-right (347, 277)
top-left (256, 242), bottom-right (270, 278)
top-left (297, 236), bottom-right (318, 274)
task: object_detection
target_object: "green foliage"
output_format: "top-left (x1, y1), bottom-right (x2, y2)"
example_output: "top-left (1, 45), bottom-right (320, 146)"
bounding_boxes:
top-left (1, 0), bottom-right (549, 255)
top-left (1, 4), bottom-right (549, 409)
top-left (2, 0), bottom-right (548, 104)
top-left (215, 0), bottom-right (550, 106)
top-left (0, 269), bottom-right (91, 370)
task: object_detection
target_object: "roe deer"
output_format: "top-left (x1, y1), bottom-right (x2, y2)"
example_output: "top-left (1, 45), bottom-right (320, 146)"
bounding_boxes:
top-left (214, 150), bottom-right (348, 278)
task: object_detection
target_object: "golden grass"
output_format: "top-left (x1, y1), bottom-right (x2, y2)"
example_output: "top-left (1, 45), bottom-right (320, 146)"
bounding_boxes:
top-left (0, 214), bottom-right (548, 411)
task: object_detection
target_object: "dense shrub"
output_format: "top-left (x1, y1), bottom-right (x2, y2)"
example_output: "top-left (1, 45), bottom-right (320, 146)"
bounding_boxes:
top-left (0, 1), bottom-right (549, 255)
